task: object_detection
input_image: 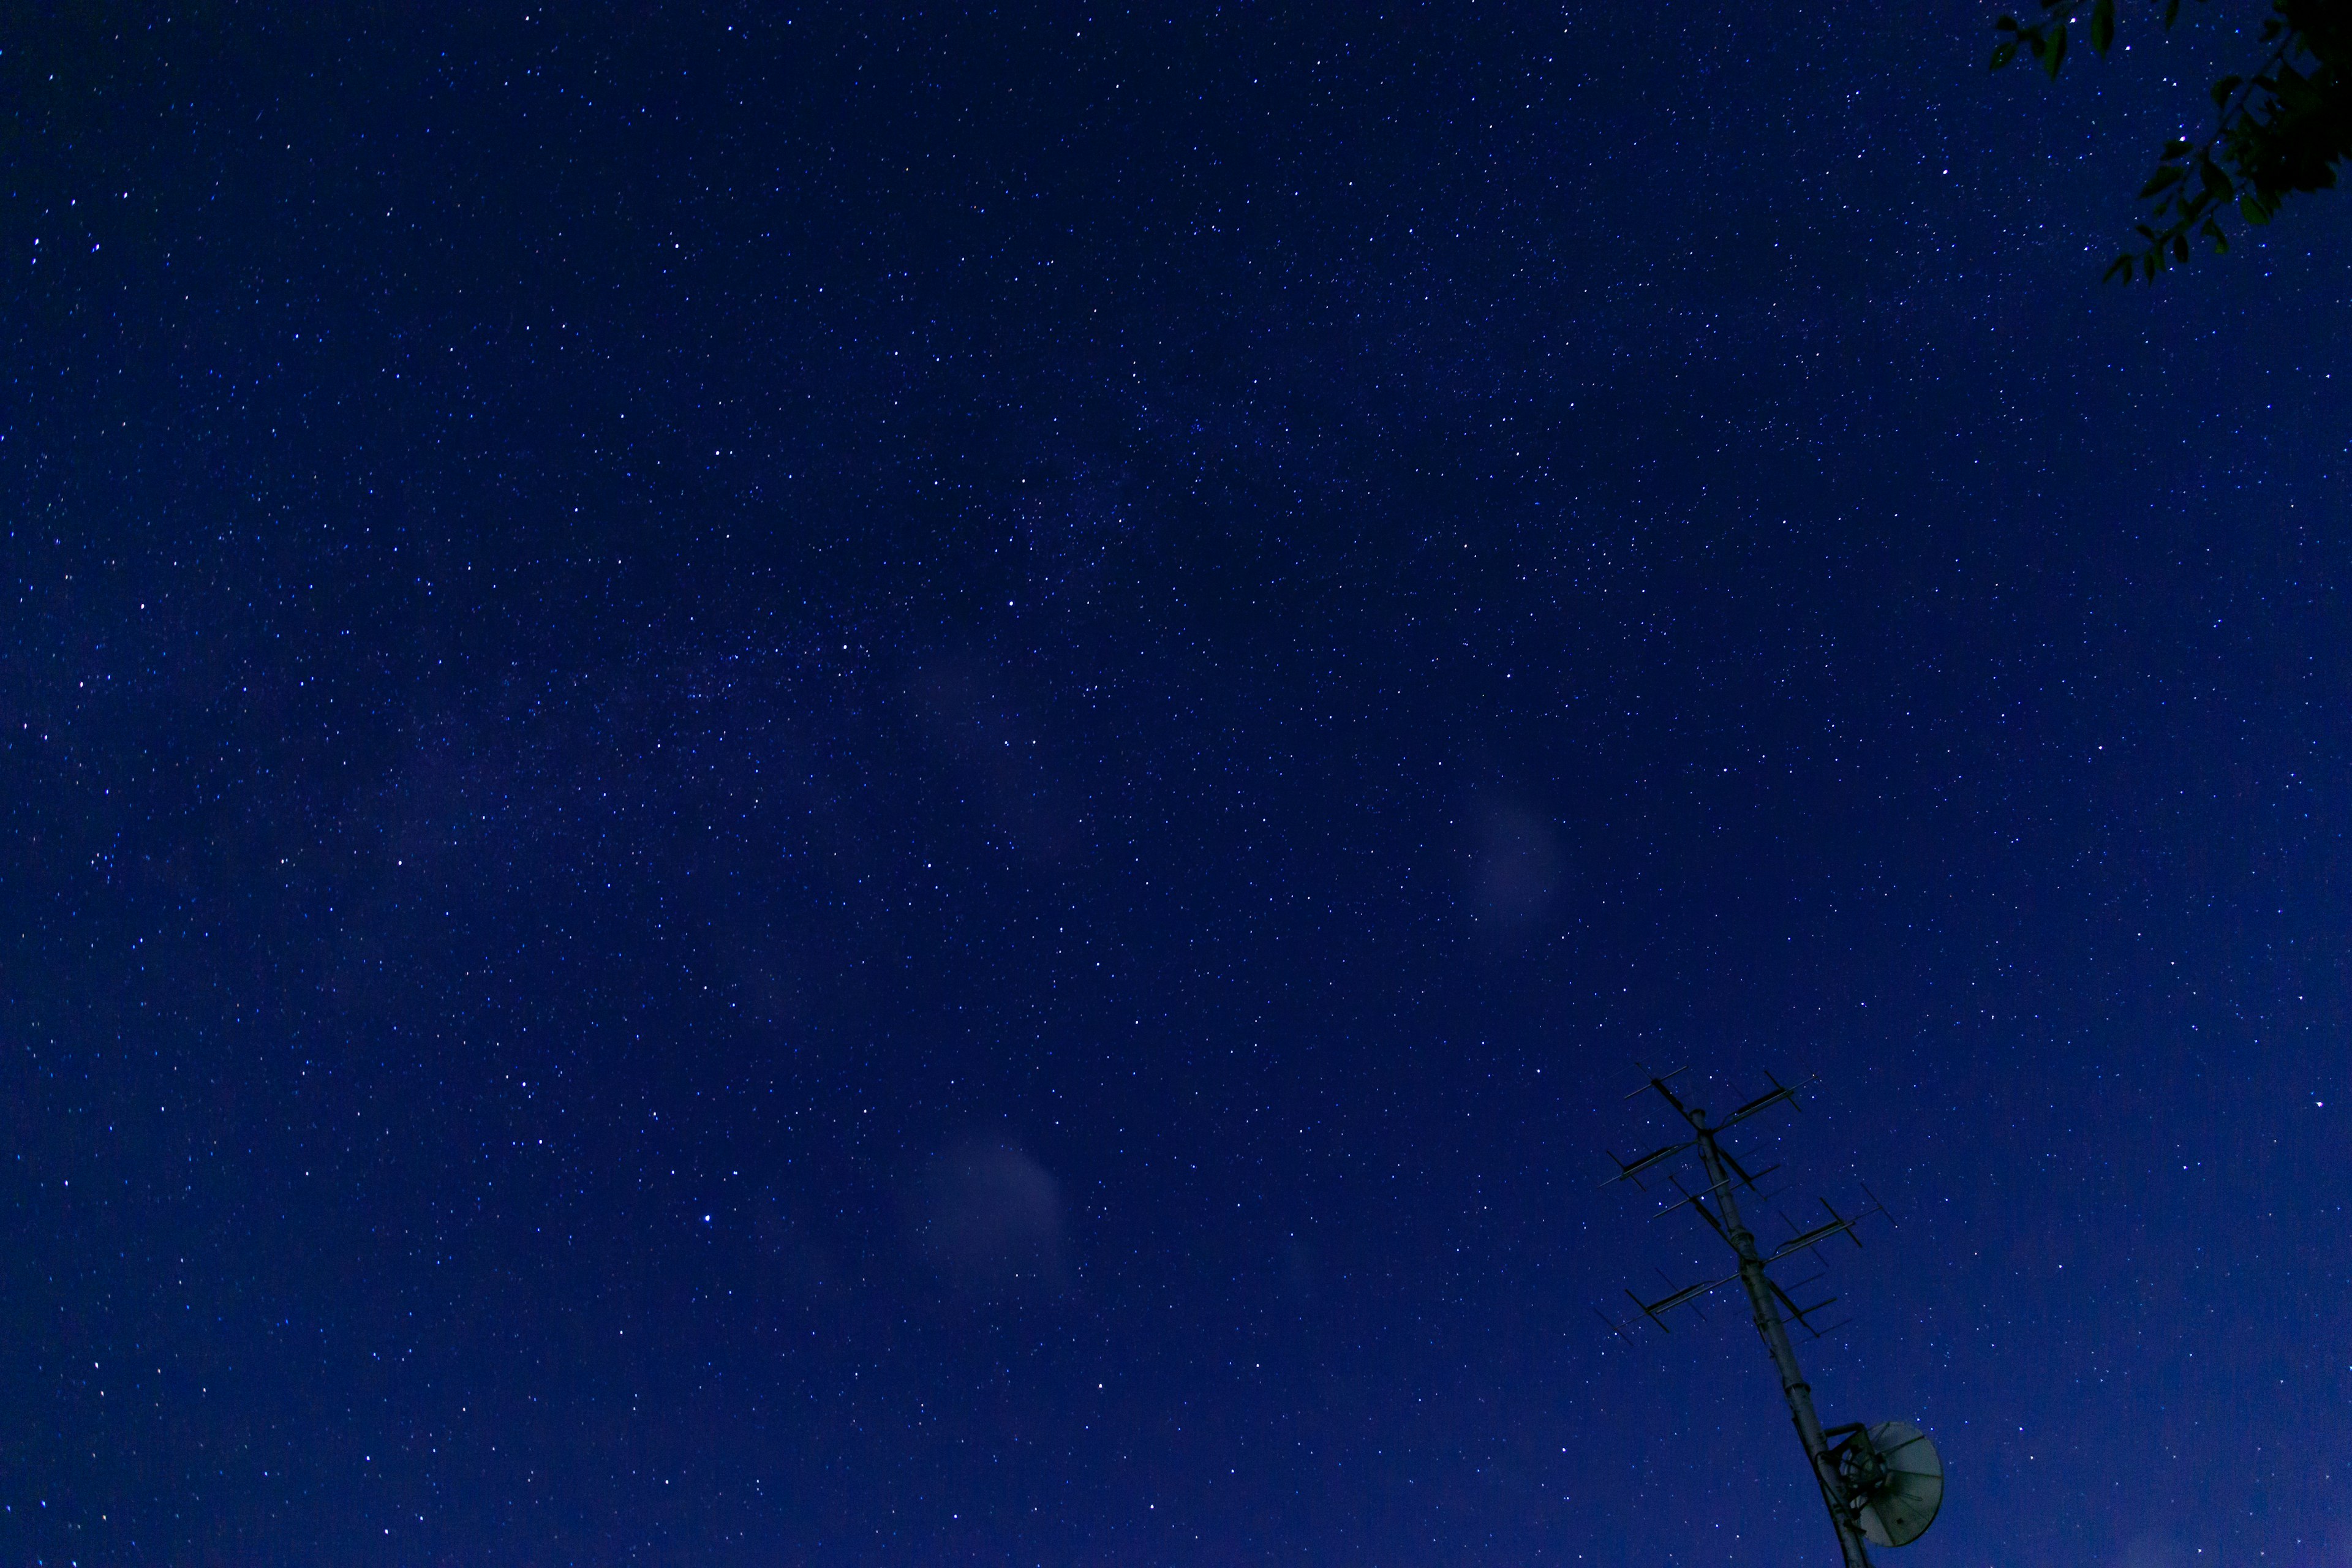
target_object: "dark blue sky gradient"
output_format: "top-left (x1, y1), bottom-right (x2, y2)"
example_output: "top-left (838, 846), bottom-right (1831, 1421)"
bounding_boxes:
top-left (6, 4), bottom-right (2351, 1564)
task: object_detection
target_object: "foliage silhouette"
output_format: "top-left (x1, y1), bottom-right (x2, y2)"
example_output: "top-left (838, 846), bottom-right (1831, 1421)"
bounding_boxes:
top-left (1992, 0), bottom-right (2352, 278)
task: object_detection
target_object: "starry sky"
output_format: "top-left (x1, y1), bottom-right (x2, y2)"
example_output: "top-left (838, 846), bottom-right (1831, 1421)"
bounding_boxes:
top-left (6, 3), bottom-right (2351, 1564)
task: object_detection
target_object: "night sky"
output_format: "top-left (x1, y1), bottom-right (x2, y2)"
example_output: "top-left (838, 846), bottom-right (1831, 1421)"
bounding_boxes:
top-left (6, 4), bottom-right (2351, 1564)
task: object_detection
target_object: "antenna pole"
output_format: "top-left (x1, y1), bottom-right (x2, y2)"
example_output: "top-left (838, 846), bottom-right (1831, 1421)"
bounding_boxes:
top-left (1692, 1115), bottom-right (1873, 1568)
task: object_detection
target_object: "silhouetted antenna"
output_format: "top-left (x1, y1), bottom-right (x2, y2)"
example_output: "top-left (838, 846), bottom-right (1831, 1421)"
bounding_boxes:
top-left (1596, 1063), bottom-right (1942, 1566)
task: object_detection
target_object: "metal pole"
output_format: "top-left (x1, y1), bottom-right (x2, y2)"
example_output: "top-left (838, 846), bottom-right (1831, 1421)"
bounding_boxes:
top-left (1694, 1117), bottom-right (1873, 1568)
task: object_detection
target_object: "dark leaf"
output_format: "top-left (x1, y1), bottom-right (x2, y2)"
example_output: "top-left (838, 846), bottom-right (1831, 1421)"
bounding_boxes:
top-left (2201, 217), bottom-right (2230, 253)
top-left (2163, 0), bottom-right (2182, 25)
top-left (1992, 40), bottom-right (2019, 69)
top-left (2241, 192), bottom-right (2272, 224)
top-left (2105, 254), bottom-right (2136, 282)
top-left (1995, 14), bottom-right (2019, 31)
top-left (2173, 233), bottom-right (2190, 261)
top-left (2211, 75), bottom-right (2244, 109)
top-left (2044, 22), bottom-right (2068, 75)
top-left (2138, 165), bottom-right (2187, 197)
top-left (2163, 138), bottom-right (2193, 160)
top-left (2091, 0), bottom-right (2115, 53)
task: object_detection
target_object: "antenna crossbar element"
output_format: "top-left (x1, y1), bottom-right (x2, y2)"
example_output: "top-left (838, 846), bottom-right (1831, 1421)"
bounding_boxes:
top-left (1714, 1070), bottom-right (1815, 1133)
top-left (1766, 1273), bottom-right (1842, 1339)
top-left (1592, 1304), bottom-right (1638, 1344)
top-left (1625, 1062), bottom-right (1703, 1125)
top-left (1627, 1270), bottom-right (1741, 1332)
top-left (1716, 1143), bottom-right (1777, 1192)
top-left (1623, 1063), bottom-right (1690, 1101)
top-left (1602, 1138), bottom-right (1695, 1190)
top-left (1767, 1210), bottom-right (1863, 1265)
top-left (1764, 1193), bottom-right (1889, 1266)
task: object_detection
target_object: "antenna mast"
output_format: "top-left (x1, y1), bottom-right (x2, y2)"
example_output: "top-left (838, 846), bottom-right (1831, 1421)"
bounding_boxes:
top-left (1600, 1065), bottom-right (1901, 1567)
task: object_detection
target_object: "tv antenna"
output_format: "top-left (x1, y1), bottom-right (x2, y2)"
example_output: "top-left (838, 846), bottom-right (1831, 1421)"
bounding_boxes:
top-left (1597, 1064), bottom-right (1943, 1566)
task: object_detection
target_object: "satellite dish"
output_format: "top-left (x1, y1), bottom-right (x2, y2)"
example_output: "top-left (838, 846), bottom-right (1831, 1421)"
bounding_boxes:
top-left (1836, 1420), bottom-right (1943, 1548)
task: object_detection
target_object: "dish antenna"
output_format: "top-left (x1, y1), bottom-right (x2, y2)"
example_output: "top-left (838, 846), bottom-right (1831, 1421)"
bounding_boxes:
top-left (1833, 1420), bottom-right (1945, 1548)
top-left (1597, 1065), bottom-right (1942, 1566)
